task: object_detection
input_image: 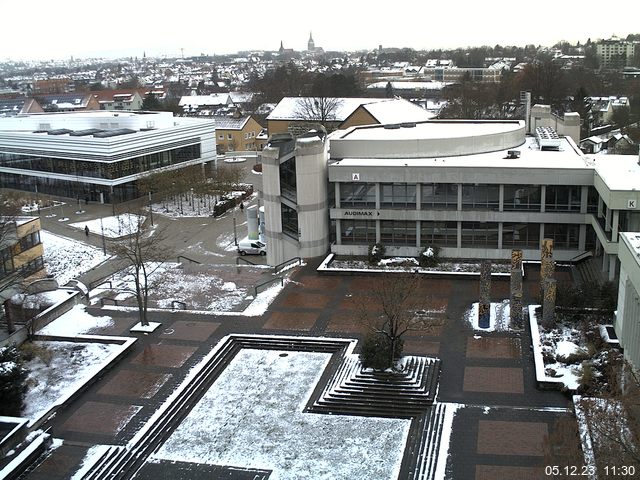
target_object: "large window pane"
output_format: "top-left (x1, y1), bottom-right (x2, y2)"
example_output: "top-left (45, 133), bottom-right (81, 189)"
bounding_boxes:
top-left (380, 183), bottom-right (417, 209)
top-left (544, 223), bottom-right (579, 249)
top-left (281, 204), bottom-right (298, 238)
top-left (341, 220), bottom-right (376, 244)
top-left (380, 220), bottom-right (416, 245)
top-left (503, 185), bottom-right (541, 211)
top-left (461, 222), bottom-right (499, 247)
top-left (461, 184), bottom-right (499, 210)
top-left (339, 182), bottom-right (376, 208)
top-left (545, 186), bottom-right (581, 212)
top-left (421, 183), bottom-right (458, 209)
top-left (420, 221), bottom-right (458, 247)
top-left (502, 223), bottom-right (540, 248)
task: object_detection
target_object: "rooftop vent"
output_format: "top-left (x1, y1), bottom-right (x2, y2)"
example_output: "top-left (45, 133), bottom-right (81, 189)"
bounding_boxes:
top-left (47, 129), bottom-right (72, 135)
top-left (535, 126), bottom-right (561, 150)
top-left (93, 128), bottom-right (136, 138)
top-left (383, 123), bottom-right (401, 129)
top-left (506, 150), bottom-right (521, 159)
top-left (400, 122), bottom-right (416, 128)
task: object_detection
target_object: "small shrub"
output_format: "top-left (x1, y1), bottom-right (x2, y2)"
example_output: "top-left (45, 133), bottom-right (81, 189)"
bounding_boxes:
top-left (360, 333), bottom-right (404, 370)
top-left (368, 243), bottom-right (386, 265)
top-left (419, 246), bottom-right (441, 268)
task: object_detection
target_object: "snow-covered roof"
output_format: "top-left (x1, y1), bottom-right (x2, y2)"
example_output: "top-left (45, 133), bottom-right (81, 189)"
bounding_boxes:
top-left (592, 153), bottom-right (640, 191)
top-left (178, 94), bottom-right (232, 107)
top-left (360, 99), bottom-right (435, 124)
top-left (267, 97), bottom-right (389, 122)
top-left (211, 115), bottom-right (251, 130)
top-left (366, 81), bottom-right (449, 91)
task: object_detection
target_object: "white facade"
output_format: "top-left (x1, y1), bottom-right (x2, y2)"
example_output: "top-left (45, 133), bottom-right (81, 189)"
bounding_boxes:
top-left (0, 111), bottom-right (216, 203)
top-left (261, 120), bottom-right (640, 282)
top-left (616, 233), bottom-right (640, 370)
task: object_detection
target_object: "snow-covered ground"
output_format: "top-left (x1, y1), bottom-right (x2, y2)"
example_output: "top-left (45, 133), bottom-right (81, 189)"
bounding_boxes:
top-left (41, 230), bottom-right (110, 285)
top-left (21, 341), bottom-right (122, 421)
top-left (93, 262), bottom-right (251, 311)
top-left (464, 300), bottom-right (511, 331)
top-left (37, 305), bottom-right (114, 336)
top-left (152, 349), bottom-right (410, 479)
top-left (69, 214), bottom-right (145, 238)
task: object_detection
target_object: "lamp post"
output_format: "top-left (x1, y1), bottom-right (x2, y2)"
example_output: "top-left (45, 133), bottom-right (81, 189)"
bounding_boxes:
top-left (148, 191), bottom-right (154, 226)
top-left (100, 216), bottom-right (106, 255)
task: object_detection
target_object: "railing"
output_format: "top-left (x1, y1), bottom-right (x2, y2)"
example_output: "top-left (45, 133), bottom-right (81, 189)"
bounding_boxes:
top-left (171, 301), bottom-right (186, 310)
top-left (569, 251), bottom-right (593, 264)
top-left (236, 256), bottom-right (259, 266)
top-left (177, 255), bottom-right (202, 265)
top-left (100, 298), bottom-right (119, 307)
top-left (89, 278), bottom-right (113, 290)
top-left (254, 277), bottom-right (284, 297)
top-left (273, 257), bottom-right (302, 275)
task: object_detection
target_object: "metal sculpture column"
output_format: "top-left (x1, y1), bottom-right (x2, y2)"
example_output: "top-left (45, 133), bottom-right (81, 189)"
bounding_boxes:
top-left (510, 249), bottom-right (523, 328)
top-left (542, 278), bottom-right (557, 328)
top-left (540, 238), bottom-right (555, 299)
top-left (479, 260), bottom-right (492, 329)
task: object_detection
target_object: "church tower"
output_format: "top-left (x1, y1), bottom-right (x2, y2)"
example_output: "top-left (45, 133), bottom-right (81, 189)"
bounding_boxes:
top-left (308, 32), bottom-right (315, 52)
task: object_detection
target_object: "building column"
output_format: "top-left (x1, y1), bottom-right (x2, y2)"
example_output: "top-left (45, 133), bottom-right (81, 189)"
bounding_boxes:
top-left (608, 255), bottom-right (617, 281)
top-left (335, 183), bottom-right (341, 208)
top-left (416, 220), bottom-right (421, 248)
top-left (457, 184), bottom-right (463, 211)
top-left (415, 184), bottom-right (421, 210)
top-left (579, 224), bottom-right (586, 251)
top-left (376, 219), bottom-right (381, 243)
top-left (612, 210), bottom-right (620, 239)
top-left (580, 185), bottom-right (588, 214)
top-left (498, 184), bottom-right (504, 212)
top-left (457, 221), bottom-right (462, 249)
top-left (335, 219), bottom-right (342, 245)
top-left (598, 196), bottom-right (603, 218)
top-left (540, 185), bottom-right (546, 213)
top-left (375, 183), bottom-right (381, 210)
top-left (498, 223), bottom-right (503, 250)
top-left (605, 207), bottom-right (612, 232)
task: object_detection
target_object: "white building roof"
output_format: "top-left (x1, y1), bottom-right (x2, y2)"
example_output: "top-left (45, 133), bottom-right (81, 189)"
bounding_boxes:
top-left (267, 97), bottom-right (389, 121)
top-left (359, 99), bottom-right (435, 124)
top-left (592, 154), bottom-right (640, 191)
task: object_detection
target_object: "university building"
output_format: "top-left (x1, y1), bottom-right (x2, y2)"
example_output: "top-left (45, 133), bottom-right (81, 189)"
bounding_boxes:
top-left (0, 111), bottom-right (216, 203)
top-left (261, 118), bottom-right (640, 282)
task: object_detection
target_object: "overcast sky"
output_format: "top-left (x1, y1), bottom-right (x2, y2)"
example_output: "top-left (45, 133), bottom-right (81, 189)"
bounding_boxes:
top-left (1, 0), bottom-right (639, 61)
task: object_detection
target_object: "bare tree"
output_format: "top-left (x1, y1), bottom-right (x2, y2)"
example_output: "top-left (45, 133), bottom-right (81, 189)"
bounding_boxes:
top-left (108, 211), bottom-right (172, 326)
top-left (293, 96), bottom-right (343, 132)
top-left (544, 360), bottom-right (640, 475)
top-left (357, 273), bottom-right (442, 369)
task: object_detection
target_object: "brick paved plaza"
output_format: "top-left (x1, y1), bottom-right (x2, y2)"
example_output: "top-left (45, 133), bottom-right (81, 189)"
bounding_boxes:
top-left (20, 258), bottom-right (572, 479)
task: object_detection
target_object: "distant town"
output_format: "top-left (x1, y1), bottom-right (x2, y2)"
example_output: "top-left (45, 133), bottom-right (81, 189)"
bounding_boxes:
top-left (1, 31), bottom-right (640, 480)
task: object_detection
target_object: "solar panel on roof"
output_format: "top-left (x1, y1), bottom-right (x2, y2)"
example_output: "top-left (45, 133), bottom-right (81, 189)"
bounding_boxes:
top-left (92, 128), bottom-right (137, 138)
top-left (69, 129), bottom-right (105, 136)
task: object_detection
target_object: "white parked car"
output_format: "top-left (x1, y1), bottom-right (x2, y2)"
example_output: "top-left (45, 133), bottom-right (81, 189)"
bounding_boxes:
top-left (238, 239), bottom-right (266, 256)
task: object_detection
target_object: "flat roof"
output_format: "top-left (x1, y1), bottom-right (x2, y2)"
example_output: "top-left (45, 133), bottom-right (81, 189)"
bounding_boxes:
top-left (331, 136), bottom-right (589, 170)
top-left (592, 154), bottom-right (640, 191)
top-left (338, 120), bottom-right (523, 141)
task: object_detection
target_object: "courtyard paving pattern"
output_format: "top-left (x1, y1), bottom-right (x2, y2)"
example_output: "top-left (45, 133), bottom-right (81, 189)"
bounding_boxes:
top-left (20, 260), bottom-right (572, 479)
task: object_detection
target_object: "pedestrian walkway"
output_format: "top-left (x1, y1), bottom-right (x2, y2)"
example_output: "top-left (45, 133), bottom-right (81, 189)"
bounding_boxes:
top-left (20, 260), bottom-right (575, 480)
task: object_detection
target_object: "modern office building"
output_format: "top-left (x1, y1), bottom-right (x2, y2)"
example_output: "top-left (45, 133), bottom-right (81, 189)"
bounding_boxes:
top-left (616, 233), bottom-right (640, 369)
top-left (261, 117), bottom-right (640, 281)
top-left (0, 111), bottom-right (216, 203)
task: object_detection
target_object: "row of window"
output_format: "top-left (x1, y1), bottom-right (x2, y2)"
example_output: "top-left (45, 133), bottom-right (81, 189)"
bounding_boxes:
top-left (217, 131), bottom-right (257, 141)
top-left (340, 220), bottom-right (584, 250)
top-left (0, 144), bottom-right (201, 180)
top-left (337, 183), bottom-right (597, 213)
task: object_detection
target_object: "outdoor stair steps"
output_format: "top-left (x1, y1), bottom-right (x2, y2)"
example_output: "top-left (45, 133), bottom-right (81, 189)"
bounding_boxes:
top-left (408, 403), bottom-right (448, 480)
top-left (82, 335), bottom-right (354, 479)
top-left (575, 257), bottom-right (605, 286)
top-left (83, 338), bottom-right (242, 479)
top-left (311, 355), bottom-right (441, 417)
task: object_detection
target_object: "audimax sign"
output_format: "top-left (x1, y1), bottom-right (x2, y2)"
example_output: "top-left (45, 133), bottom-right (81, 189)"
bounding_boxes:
top-left (343, 210), bottom-right (380, 217)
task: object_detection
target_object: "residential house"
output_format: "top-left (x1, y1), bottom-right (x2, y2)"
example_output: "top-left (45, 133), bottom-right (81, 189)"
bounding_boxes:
top-left (212, 115), bottom-right (263, 153)
top-left (92, 90), bottom-right (145, 111)
top-left (0, 98), bottom-right (44, 117)
top-left (266, 97), bottom-right (434, 136)
top-left (179, 94), bottom-right (234, 116)
top-left (34, 93), bottom-right (100, 112)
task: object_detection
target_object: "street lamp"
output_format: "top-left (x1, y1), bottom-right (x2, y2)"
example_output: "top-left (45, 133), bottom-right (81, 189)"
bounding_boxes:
top-left (148, 191), bottom-right (154, 226)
